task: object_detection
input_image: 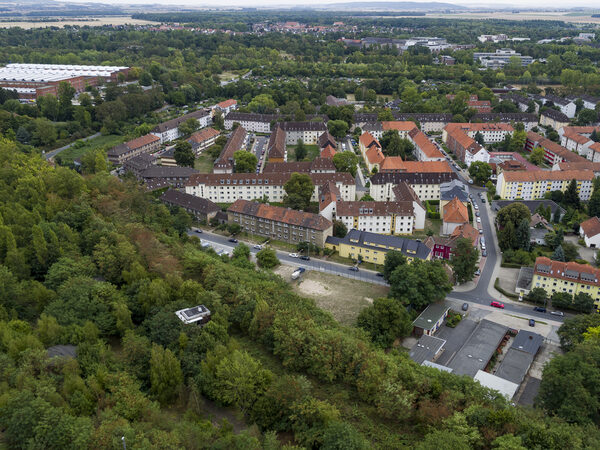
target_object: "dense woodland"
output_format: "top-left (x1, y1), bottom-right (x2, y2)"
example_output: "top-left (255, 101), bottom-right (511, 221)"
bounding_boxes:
top-left (2, 12), bottom-right (600, 448)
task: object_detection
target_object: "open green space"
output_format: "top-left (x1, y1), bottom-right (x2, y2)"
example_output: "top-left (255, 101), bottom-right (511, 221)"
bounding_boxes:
top-left (58, 134), bottom-right (125, 164)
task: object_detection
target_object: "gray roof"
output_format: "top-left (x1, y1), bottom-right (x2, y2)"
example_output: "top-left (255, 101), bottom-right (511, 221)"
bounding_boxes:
top-left (441, 185), bottom-right (469, 202)
top-left (494, 349), bottom-right (535, 385)
top-left (422, 360), bottom-right (453, 372)
top-left (447, 319), bottom-right (508, 377)
top-left (160, 189), bottom-right (220, 215)
top-left (393, 113), bottom-right (452, 122)
top-left (326, 229), bottom-right (431, 261)
top-left (516, 267), bottom-right (534, 291)
top-left (371, 171), bottom-right (457, 186)
top-left (541, 108), bottom-right (569, 122)
top-left (153, 109), bottom-right (210, 133)
top-left (472, 112), bottom-right (538, 123)
top-left (141, 166), bottom-right (198, 179)
top-left (362, 122), bottom-right (383, 132)
top-left (492, 200), bottom-right (565, 217)
top-left (409, 335), bottom-right (447, 364)
top-left (511, 330), bottom-right (543, 355)
top-left (412, 301), bottom-right (451, 332)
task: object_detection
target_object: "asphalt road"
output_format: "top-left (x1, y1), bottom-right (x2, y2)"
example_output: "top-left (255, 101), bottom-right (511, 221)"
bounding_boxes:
top-left (187, 229), bottom-right (388, 286)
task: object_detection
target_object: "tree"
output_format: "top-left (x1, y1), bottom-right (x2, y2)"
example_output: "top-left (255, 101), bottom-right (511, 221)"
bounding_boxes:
top-left (591, 129), bottom-right (600, 142)
top-left (150, 344), bottom-right (183, 405)
top-left (33, 118), bottom-right (58, 146)
top-left (357, 297), bottom-right (413, 348)
top-left (172, 208), bottom-right (192, 236)
top-left (332, 220), bottom-right (347, 238)
top-left (515, 218), bottom-right (531, 251)
top-left (497, 202), bottom-right (531, 229)
top-left (383, 250), bottom-right (407, 282)
top-left (551, 292), bottom-right (573, 310)
top-left (388, 260), bottom-right (452, 309)
top-left (283, 173), bottom-right (314, 211)
top-left (590, 190), bottom-right (600, 218)
top-left (322, 422), bottom-right (369, 450)
top-left (525, 287), bottom-right (548, 306)
top-left (233, 150), bottom-right (257, 173)
top-left (327, 120), bottom-right (349, 139)
top-left (213, 111), bottom-right (224, 130)
top-left (564, 179), bottom-right (580, 209)
top-left (450, 238), bottom-right (479, 284)
top-left (295, 139), bottom-right (307, 161)
top-left (380, 131), bottom-right (414, 158)
top-left (558, 313), bottom-right (600, 351)
top-left (573, 292), bottom-right (595, 313)
top-left (57, 81), bottom-right (76, 121)
top-left (498, 221), bottom-right (517, 251)
top-left (545, 228), bottom-right (564, 250)
top-left (174, 140), bottom-right (195, 167)
top-left (178, 118), bottom-right (199, 136)
top-left (562, 241), bottom-right (579, 262)
top-left (256, 248), bottom-right (279, 269)
top-left (529, 147), bottom-right (545, 166)
top-left (332, 152), bottom-right (358, 176)
top-left (509, 130), bottom-right (527, 153)
top-left (577, 109), bottom-right (598, 126)
top-left (474, 131), bottom-right (484, 145)
top-left (468, 161), bottom-right (492, 184)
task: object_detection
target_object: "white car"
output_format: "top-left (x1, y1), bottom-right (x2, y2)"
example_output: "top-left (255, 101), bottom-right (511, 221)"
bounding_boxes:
top-left (476, 217), bottom-right (482, 223)
top-left (288, 253), bottom-right (299, 258)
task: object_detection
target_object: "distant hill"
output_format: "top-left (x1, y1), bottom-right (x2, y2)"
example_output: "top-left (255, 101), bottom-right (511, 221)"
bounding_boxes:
top-left (312, 2), bottom-right (467, 11)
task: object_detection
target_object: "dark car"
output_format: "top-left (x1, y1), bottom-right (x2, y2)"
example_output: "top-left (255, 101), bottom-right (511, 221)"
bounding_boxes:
top-left (348, 266), bottom-right (359, 272)
top-left (462, 303), bottom-right (469, 311)
top-left (482, 250), bottom-right (487, 257)
top-left (228, 238), bottom-right (238, 243)
top-left (300, 255), bottom-right (310, 261)
top-left (376, 272), bottom-right (384, 277)
top-left (529, 319), bottom-right (535, 327)
top-left (533, 306), bottom-right (547, 313)
top-left (195, 229), bottom-right (203, 234)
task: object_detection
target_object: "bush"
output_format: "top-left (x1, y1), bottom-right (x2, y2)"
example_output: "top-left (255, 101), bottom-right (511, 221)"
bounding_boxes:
top-left (445, 311), bottom-right (463, 328)
top-left (256, 248), bottom-right (280, 269)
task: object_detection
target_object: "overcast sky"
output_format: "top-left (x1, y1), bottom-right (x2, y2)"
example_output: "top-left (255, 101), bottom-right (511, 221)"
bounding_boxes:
top-left (64, 0), bottom-right (600, 8)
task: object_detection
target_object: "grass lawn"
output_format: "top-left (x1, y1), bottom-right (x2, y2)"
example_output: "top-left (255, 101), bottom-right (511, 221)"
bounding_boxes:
top-left (274, 267), bottom-right (388, 326)
top-left (194, 154), bottom-right (214, 173)
top-left (59, 134), bottom-right (125, 164)
top-left (218, 71), bottom-right (238, 81)
top-left (287, 144), bottom-right (320, 161)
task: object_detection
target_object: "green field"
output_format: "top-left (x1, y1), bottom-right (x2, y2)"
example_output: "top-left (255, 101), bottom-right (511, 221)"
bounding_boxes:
top-left (194, 154), bottom-right (215, 173)
top-left (58, 134), bottom-right (125, 164)
top-left (286, 144), bottom-right (320, 161)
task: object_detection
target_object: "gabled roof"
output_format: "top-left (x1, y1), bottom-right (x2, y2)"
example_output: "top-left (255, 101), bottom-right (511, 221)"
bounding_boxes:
top-left (320, 144), bottom-right (337, 159)
top-left (216, 99), bottom-right (236, 108)
top-left (359, 131), bottom-right (380, 149)
top-left (153, 109), bottom-right (210, 133)
top-left (443, 197), bottom-right (468, 224)
top-left (188, 127), bottom-right (220, 144)
top-left (534, 256), bottom-right (600, 287)
top-left (336, 201), bottom-right (414, 217)
top-left (366, 145), bottom-right (385, 165)
top-left (409, 128), bottom-right (443, 159)
top-left (318, 131), bottom-right (337, 149)
top-left (580, 216), bottom-right (600, 238)
top-left (382, 121), bottom-right (418, 132)
top-left (160, 189), bottom-right (220, 215)
top-left (540, 108), bottom-right (569, 123)
top-left (268, 125), bottom-right (286, 160)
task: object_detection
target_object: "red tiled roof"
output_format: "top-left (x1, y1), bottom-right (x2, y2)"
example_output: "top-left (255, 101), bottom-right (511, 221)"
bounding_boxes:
top-left (382, 121), bottom-right (418, 132)
top-left (188, 127), bottom-right (220, 143)
top-left (228, 199), bottom-right (332, 231)
top-left (127, 133), bottom-right (160, 149)
top-left (580, 216), bottom-right (600, 238)
top-left (501, 169), bottom-right (594, 183)
top-left (443, 196), bottom-right (468, 224)
top-left (320, 144), bottom-right (337, 158)
top-left (359, 131), bottom-right (380, 148)
top-left (217, 99), bottom-right (237, 108)
top-left (534, 256), bottom-right (600, 287)
top-left (366, 145), bottom-right (385, 165)
top-left (409, 128), bottom-right (443, 159)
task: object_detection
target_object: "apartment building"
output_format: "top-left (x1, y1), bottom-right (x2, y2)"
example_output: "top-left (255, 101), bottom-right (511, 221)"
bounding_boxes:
top-left (537, 95), bottom-right (576, 119)
top-left (267, 125), bottom-right (287, 162)
top-left (358, 131), bottom-right (385, 172)
top-left (379, 158), bottom-right (452, 174)
top-left (559, 126), bottom-right (600, 161)
top-left (370, 171), bottom-right (458, 202)
top-left (473, 49), bottom-right (533, 69)
top-left (227, 199), bottom-right (332, 247)
top-left (224, 112), bottom-right (277, 133)
top-left (408, 127), bottom-right (444, 161)
top-left (335, 200), bottom-right (424, 235)
top-left (213, 126), bottom-right (248, 173)
top-left (532, 257), bottom-right (600, 307)
top-left (160, 189), bottom-right (220, 222)
top-left (263, 158), bottom-right (336, 174)
top-left (496, 169), bottom-right (594, 201)
top-left (524, 132), bottom-right (587, 165)
top-left (107, 133), bottom-right (160, 164)
top-left (141, 166), bottom-right (198, 189)
top-left (185, 172), bottom-right (355, 204)
top-left (151, 109), bottom-right (212, 143)
top-left (426, 224), bottom-right (479, 260)
top-left (325, 229), bottom-right (431, 265)
top-left (187, 127), bottom-right (220, 154)
top-left (392, 113), bottom-right (452, 133)
top-left (213, 99), bottom-right (237, 116)
top-left (472, 113), bottom-right (538, 131)
top-left (281, 121), bottom-right (328, 145)
top-left (122, 153), bottom-right (156, 178)
top-left (539, 109), bottom-right (570, 130)
top-left (442, 197), bottom-right (469, 235)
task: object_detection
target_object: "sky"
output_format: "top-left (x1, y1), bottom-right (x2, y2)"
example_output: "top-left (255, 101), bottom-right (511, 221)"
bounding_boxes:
top-left (63, 0), bottom-right (600, 7)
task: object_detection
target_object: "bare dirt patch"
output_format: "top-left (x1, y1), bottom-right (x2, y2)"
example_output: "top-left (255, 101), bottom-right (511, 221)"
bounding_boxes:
top-left (0, 16), bottom-right (157, 29)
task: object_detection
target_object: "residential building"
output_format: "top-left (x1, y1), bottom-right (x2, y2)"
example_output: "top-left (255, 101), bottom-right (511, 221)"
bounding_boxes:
top-left (524, 132), bottom-right (587, 165)
top-left (361, 122), bottom-right (384, 139)
top-left (559, 126), bottom-right (600, 161)
top-left (408, 127), bottom-right (444, 161)
top-left (320, 144), bottom-right (336, 159)
top-left (382, 121), bottom-right (418, 138)
top-left (539, 109), bottom-right (570, 130)
top-left (281, 121), bottom-right (327, 145)
top-left (555, 161), bottom-right (600, 177)
top-left (540, 95), bottom-right (577, 119)
top-left (267, 125), bottom-right (287, 162)
top-left (532, 257), bottom-right (600, 307)
top-left (501, 93), bottom-right (537, 113)
top-left (426, 223), bottom-right (479, 260)
top-left (412, 301), bottom-right (451, 337)
top-left (141, 166), bottom-right (198, 189)
top-left (440, 55), bottom-right (456, 66)
top-left (442, 196), bottom-right (469, 235)
top-left (392, 113), bottom-right (452, 133)
top-left (227, 199), bottom-right (333, 247)
top-left (442, 124), bottom-right (490, 166)
top-left (318, 131), bottom-right (337, 149)
top-left (496, 169), bottom-right (594, 201)
top-left (185, 172), bottom-right (356, 204)
top-left (370, 171), bottom-right (458, 202)
top-left (325, 229), bottom-right (431, 265)
top-left (358, 131), bottom-right (384, 172)
top-left (157, 148), bottom-right (176, 167)
top-left (440, 179), bottom-right (469, 210)
top-left (151, 109), bottom-right (212, 143)
top-left (579, 217), bottom-right (600, 248)
top-left (578, 95), bottom-right (600, 111)
top-left (380, 158), bottom-right (452, 174)
top-left (160, 189), bottom-right (220, 222)
top-left (107, 134), bottom-right (160, 164)
top-left (472, 113), bottom-right (538, 131)
top-left (175, 305), bottom-right (211, 326)
top-left (224, 112), bottom-right (277, 133)
top-left (325, 95), bottom-right (348, 106)
top-left (213, 99), bottom-right (237, 116)
top-left (122, 153), bottom-right (156, 178)
top-left (353, 113), bottom-right (379, 128)
top-left (214, 126), bottom-right (248, 173)
top-left (187, 127), bottom-right (220, 154)
top-left (468, 100), bottom-right (492, 113)
top-left (263, 158), bottom-right (336, 174)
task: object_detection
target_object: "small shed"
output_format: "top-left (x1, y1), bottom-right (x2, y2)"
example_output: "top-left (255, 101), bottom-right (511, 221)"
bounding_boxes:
top-left (412, 301), bottom-right (451, 337)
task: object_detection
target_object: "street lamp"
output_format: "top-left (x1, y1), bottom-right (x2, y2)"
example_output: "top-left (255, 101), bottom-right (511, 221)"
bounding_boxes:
top-left (122, 436), bottom-right (126, 450)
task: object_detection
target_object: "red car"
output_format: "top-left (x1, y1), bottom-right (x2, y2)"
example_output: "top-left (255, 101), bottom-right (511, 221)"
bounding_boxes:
top-left (491, 301), bottom-right (505, 309)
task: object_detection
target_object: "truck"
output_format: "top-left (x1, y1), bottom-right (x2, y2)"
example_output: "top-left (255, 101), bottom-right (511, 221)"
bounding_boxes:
top-left (291, 267), bottom-right (306, 280)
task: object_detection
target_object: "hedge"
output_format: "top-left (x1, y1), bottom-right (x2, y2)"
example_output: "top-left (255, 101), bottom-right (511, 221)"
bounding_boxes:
top-left (494, 278), bottom-right (520, 299)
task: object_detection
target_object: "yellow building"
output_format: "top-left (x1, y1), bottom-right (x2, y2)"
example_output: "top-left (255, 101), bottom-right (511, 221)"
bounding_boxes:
top-left (532, 257), bottom-right (600, 309)
top-left (496, 169), bottom-right (594, 201)
top-left (325, 229), bottom-right (432, 265)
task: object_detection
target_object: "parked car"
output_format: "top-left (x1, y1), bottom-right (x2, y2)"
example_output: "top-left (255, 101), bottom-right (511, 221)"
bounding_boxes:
top-left (228, 238), bottom-right (238, 243)
top-left (299, 255), bottom-right (310, 261)
top-left (481, 198), bottom-right (486, 203)
top-left (462, 303), bottom-right (469, 311)
top-left (476, 217), bottom-right (482, 223)
top-left (194, 229), bottom-right (203, 234)
top-left (482, 250), bottom-right (487, 257)
top-left (475, 269), bottom-right (481, 276)
top-left (253, 244), bottom-right (263, 250)
top-left (468, 179), bottom-right (474, 185)
top-left (550, 311), bottom-right (564, 317)
top-left (376, 272), bottom-right (384, 277)
top-left (533, 306), bottom-right (547, 313)
top-left (288, 253), bottom-right (299, 258)
top-left (348, 266), bottom-right (359, 272)
top-left (491, 301), bottom-right (505, 309)
top-left (479, 228), bottom-right (483, 234)
top-left (529, 319), bottom-right (536, 327)
top-left (475, 211), bottom-right (480, 217)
